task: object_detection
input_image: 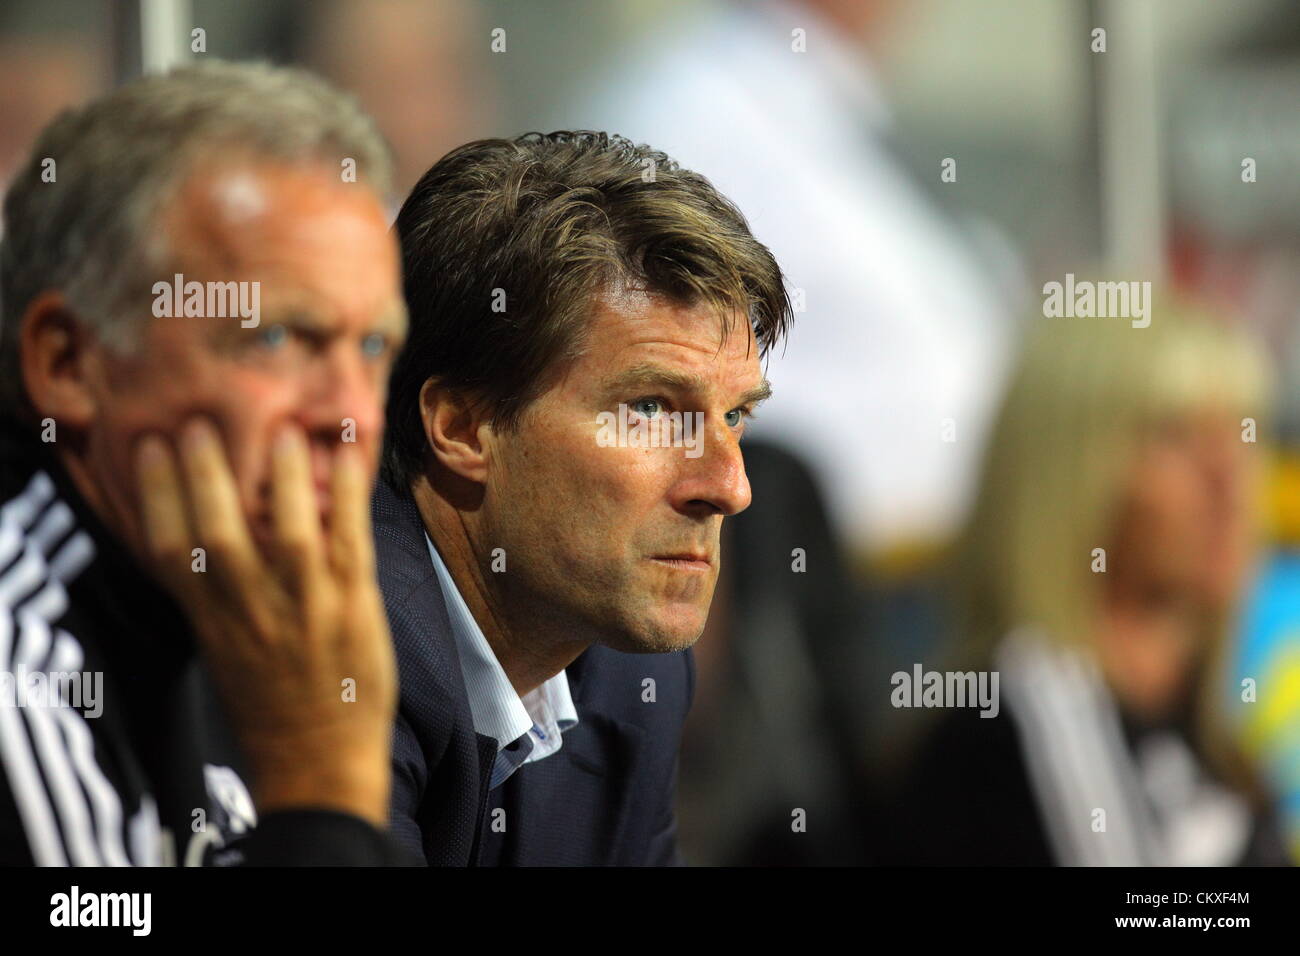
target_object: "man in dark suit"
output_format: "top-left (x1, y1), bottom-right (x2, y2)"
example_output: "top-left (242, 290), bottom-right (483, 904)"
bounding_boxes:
top-left (376, 131), bottom-right (792, 865)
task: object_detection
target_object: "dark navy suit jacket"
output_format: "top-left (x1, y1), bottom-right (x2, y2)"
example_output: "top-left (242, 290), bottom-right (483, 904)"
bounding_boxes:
top-left (372, 480), bottom-right (693, 866)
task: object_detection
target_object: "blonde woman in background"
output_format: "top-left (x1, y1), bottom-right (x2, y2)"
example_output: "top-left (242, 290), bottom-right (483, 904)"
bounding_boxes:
top-left (877, 299), bottom-right (1290, 865)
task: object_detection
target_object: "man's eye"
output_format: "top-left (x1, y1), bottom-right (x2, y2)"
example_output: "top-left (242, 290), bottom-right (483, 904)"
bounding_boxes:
top-left (361, 332), bottom-right (387, 358)
top-left (631, 398), bottom-right (663, 419)
top-left (725, 409), bottom-right (744, 428)
top-left (258, 323), bottom-right (289, 349)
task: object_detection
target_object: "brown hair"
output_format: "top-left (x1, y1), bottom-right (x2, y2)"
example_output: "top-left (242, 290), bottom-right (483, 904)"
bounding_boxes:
top-left (382, 130), bottom-right (791, 491)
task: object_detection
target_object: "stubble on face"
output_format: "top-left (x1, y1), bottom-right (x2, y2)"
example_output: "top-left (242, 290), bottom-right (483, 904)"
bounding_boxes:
top-left (474, 288), bottom-right (765, 656)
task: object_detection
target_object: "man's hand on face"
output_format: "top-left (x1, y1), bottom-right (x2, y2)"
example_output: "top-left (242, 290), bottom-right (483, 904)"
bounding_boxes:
top-left (134, 417), bottom-right (395, 827)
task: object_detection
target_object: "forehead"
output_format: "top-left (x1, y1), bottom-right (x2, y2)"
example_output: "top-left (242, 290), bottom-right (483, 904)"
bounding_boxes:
top-left (149, 161), bottom-right (402, 342)
top-left (160, 161), bottom-right (396, 285)
top-left (578, 287), bottom-right (761, 381)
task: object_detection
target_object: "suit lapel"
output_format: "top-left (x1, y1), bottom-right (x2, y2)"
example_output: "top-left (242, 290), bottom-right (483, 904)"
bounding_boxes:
top-left (469, 731), bottom-right (498, 866)
top-left (553, 649), bottom-right (651, 863)
top-left (373, 480), bottom-right (496, 865)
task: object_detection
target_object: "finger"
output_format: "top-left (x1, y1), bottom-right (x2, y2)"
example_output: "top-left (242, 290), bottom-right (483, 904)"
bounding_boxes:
top-left (135, 434), bottom-right (204, 602)
top-left (270, 423), bottom-right (325, 584)
top-left (328, 442), bottom-right (375, 585)
top-left (177, 417), bottom-right (263, 588)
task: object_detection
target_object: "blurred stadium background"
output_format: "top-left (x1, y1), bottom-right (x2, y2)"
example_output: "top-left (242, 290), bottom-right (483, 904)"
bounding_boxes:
top-left (3, 0), bottom-right (1298, 864)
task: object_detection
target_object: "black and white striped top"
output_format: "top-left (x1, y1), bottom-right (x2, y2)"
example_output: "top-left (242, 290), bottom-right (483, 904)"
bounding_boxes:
top-left (0, 418), bottom-right (405, 866)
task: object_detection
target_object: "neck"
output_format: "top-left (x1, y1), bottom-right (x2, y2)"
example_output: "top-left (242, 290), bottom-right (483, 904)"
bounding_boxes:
top-left (1095, 581), bottom-right (1200, 725)
top-left (409, 474), bottom-right (587, 697)
top-left (56, 439), bottom-right (141, 557)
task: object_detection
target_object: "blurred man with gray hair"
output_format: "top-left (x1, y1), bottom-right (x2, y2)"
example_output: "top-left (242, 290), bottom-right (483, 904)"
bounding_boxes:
top-left (0, 60), bottom-right (410, 865)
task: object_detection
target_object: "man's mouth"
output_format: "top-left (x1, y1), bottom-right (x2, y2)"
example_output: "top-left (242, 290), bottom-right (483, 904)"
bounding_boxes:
top-left (650, 553), bottom-right (712, 573)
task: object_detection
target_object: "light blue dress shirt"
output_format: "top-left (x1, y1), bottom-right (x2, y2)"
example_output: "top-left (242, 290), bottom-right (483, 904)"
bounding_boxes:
top-left (425, 534), bottom-right (578, 788)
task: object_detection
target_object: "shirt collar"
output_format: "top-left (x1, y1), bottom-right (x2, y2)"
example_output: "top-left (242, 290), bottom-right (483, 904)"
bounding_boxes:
top-left (424, 534), bottom-right (578, 762)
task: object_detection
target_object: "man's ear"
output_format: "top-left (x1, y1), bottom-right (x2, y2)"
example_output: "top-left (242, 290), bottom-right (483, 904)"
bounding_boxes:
top-left (418, 377), bottom-right (492, 484)
top-left (19, 292), bottom-right (100, 428)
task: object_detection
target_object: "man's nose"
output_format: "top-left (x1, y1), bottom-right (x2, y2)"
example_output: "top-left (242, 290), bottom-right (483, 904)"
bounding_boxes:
top-left (302, 346), bottom-right (383, 445)
top-left (669, 420), bottom-right (752, 518)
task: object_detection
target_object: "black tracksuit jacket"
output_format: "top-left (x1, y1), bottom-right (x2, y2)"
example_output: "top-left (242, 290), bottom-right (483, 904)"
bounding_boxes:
top-left (0, 416), bottom-right (407, 865)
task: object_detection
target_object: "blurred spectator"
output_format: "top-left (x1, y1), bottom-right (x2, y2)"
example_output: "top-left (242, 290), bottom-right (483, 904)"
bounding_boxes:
top-left (0, 0), bottom-right (110, 216)
top-left (874, 302), bottom-right (1289, 865)
top-left (566, 0), bottom-right (1019, 564)
top-left (303, 0), bottom-right (500, 200)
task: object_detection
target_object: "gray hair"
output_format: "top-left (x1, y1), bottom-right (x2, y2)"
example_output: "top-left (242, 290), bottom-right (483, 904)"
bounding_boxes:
top-left (0, 58), bottom-right (392, 412)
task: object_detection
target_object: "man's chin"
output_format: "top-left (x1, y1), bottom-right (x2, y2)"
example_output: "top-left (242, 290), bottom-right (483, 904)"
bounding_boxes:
top-left (600, 610), bottom-right (707, 654)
